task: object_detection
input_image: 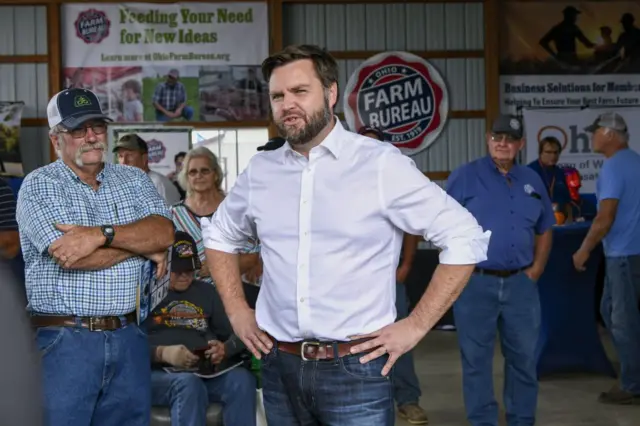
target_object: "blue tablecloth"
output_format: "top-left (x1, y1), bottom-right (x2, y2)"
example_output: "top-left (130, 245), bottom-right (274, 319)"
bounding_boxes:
top-left (535, 221), bottom-right (616, 377)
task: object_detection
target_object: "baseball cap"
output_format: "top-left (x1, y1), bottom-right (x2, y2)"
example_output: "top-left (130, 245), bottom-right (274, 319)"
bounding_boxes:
top-left (171, 231), bottom-right (201, 273)
top-left (257, 137), bottom-right (286, 151)
top-left (491, 114), bottom-right (524, 139)
top-left (113, 133), bottom-right (148, 153)
top-left (167, 69), bottom-right (180, 79)
top-left (47, 88), bottom-right (112, 130)
top-left (358, 125), bottom-right (385, 141)
top-left (584, 112), bottom-right (628, 134)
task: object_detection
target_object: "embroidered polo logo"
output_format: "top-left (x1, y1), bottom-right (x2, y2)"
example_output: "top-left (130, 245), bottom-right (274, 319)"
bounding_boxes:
top-left (74, 95), bottom-right (91, 107)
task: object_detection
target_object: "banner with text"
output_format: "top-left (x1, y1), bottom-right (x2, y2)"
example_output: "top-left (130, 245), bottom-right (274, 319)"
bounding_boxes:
top-left (0, 102), bottom-right (25, 177)
top-left (111, 126), bottom-right (192, 177)
top-left (499, 2), bottom-right (640, 114)
top-left (62, 3), bottom-right (269, 123)
top-left (522, 107), bottom-right (640, 194)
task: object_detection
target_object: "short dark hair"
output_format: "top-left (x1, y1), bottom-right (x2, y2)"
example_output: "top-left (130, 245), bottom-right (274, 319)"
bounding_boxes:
top-left (261, 44), bottom-right (340, 107)
top-left (175, 152), bottom-right (186, 162)
top-left (539, 136), bottom-right (562, 154)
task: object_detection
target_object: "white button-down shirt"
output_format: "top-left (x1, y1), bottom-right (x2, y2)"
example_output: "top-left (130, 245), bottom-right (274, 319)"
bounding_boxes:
top-left (201, 120), bottom-right (490, 342)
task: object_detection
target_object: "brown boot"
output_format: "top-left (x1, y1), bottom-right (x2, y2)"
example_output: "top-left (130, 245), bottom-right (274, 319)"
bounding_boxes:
top-left (397, 403), bottom-right (429, 424)
top-left (597, 384), bottom-right (640, 405)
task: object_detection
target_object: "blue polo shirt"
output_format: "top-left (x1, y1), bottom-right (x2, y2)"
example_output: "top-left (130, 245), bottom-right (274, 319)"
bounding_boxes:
top-left (447, 156), bottom-right (556, 270)
top-left (527, 160), bottom-right (571, 208)
top-left (596, 148), bottom-right (640, 257)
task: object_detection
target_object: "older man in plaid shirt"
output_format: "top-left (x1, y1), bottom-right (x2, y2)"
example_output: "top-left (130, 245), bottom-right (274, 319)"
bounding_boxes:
top-left (152, 69), bottom-right (194, 122)
top-left (16, 88), bottom-right (175, 426)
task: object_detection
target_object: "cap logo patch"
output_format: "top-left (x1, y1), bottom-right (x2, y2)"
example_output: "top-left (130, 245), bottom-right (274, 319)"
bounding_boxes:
top-left (74, 95), bottom-right (92, 107)
top-left (174, 240), bottom-right (194, 258)
top-left (510, 119), bottom-right (520, 130)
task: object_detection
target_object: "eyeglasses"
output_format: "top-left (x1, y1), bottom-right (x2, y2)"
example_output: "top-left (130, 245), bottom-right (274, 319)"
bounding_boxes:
top-left (490, 133), bottom-right (520, 143)
top-left (61, 123), bottom-right (108, 139)
top-left (188, 168), bottom-right (212, 177)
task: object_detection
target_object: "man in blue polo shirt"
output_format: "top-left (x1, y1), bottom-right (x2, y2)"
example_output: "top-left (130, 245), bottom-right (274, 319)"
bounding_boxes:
top-left (573, 112), bottom-right (640, 405)
top-left (446, 114), bottom-right (555, 426)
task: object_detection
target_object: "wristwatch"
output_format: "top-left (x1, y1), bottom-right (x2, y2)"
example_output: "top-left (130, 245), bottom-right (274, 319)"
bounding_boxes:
top-left (101, 225), bottom-right (115, 247)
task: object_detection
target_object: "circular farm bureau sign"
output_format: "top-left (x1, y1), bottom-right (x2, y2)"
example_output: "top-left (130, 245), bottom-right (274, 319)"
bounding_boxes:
top-left (343, 51), bottom-right (449, 156)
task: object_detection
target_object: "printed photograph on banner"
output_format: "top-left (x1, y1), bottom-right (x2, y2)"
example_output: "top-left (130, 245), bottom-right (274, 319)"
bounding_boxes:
top-left (500, 2), bottom-right (640, 75)
top-left (64, 66), bottom-right (145, 122)
top-left (522, 107), bottom-right (640, 194)
top-left (142, 66), bottom-right (199, 122)
top-left (61, 2), bottom-right (269, 124)
top-left (199, 65), bottom-right (268, 121)
top-left (0, 102), bottom-right (25, 176)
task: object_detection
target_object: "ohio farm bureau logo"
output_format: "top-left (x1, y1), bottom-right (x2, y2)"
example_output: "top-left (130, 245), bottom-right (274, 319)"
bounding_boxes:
top-left (74, 9), bottom-right (111, 44)
top-left (344, 51), bottom-right (449, 156)
top-left (147, 139), bottom-right (167, 164)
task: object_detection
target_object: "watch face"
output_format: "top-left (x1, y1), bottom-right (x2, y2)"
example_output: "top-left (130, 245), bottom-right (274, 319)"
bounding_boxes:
top-left (104, 227), bottom-right (114, 235)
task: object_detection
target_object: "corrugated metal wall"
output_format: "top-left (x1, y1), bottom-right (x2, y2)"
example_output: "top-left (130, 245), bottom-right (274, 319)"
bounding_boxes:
top-left (283, 2), bottom-right (486, 177)
top-left (0, 6), bottom-right (50, 173)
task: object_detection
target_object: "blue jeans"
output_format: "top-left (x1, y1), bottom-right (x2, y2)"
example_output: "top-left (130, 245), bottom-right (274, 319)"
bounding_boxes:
top-left (36, 322), bottom-right (150, 426)
top-left (602, 255), bottom-right (640, 394)
top-left (151, 367), bottom-right (256, 426)
top-left (453, 272), bottom-right (540, 426)
top-left (155, 106), bottom-right (194, 122)
top-left (393, 282), bottom-right (422, 406)
top-left (261, 346), bottom-right (394, 425)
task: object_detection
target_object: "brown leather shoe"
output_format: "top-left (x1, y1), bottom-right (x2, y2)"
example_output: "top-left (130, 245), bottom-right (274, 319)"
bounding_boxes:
top-left (397, 403), bottom-right (429, 424)
top-left (598, 384), bottom-right (640, 405)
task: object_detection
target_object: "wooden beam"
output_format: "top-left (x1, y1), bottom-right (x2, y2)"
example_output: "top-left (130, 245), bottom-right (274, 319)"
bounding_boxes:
top-left (330, 50), bottom-right (483, 60)
top-left (484, 0), bottom-right (500, 130)
top-left (0, 55), bottom-right (48, 64)
top-left (284, 0), bottom-right (480, 3)
top-left (163, 120), bottom-right (270, 129)
top-left (48, 3), bottom-right (61, 162)
top-left (424, 171), bottom-right (451, 181)
top-left (21, 118), bottom-right (48, 127)
top-left (267, 0), bottom-right (283, 139)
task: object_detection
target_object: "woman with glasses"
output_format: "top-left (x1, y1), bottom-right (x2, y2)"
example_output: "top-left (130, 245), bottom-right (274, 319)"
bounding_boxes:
top-left (172, 147), bottom-right (259, 284)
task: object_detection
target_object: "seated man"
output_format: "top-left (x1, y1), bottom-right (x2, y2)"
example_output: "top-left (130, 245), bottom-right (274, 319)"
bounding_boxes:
top-left (145, 231), bottom-right (257, 426)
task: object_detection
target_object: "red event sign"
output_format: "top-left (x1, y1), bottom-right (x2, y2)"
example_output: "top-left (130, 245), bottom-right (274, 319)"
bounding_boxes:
top-left (343, 51), bottom-right (449, 156)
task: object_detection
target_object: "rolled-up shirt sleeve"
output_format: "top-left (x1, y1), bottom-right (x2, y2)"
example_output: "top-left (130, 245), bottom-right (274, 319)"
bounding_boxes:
top-left (379, 150), bottom-right (491, 265)
top-left (201, 165), bottom-right (255, 253)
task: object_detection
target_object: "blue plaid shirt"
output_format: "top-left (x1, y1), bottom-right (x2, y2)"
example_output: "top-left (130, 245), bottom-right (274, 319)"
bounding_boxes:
top-left (152, 82), bottom-right (187, 112)
top-left (16, 160), bottom-right (172, 316)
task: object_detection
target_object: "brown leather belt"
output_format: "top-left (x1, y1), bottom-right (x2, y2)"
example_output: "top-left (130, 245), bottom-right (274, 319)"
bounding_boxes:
top-left (474, 265), bottom-right (530, 278)
top-left (30, 312), bottom-right (136, 331)
top-left (269, 334), bottom-right (372, 361)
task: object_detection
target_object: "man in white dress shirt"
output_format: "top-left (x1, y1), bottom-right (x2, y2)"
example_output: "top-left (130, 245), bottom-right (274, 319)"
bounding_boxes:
top-left (201, 44), bottom-right (491, 426)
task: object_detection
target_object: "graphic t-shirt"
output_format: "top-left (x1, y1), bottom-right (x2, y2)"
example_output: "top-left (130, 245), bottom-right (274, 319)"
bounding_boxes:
top-left (144, 280), bottom-right (244, 362)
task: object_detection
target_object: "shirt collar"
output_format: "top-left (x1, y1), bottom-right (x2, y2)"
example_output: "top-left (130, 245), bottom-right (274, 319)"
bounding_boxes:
top-left (55, 159), bottom-right (109, 184)
top-left (280, 117), bottom-right (345, 163)
top-left (483, 155), bottom-right (521, 181)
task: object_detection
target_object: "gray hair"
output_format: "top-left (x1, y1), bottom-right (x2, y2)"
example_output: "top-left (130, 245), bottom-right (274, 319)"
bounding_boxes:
top-left (177, 146), bottom-right (224, 195)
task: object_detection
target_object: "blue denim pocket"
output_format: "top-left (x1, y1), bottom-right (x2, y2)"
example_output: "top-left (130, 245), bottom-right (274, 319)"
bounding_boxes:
top-left (339, 353), bottom-right (390, 381)
top-left (35, 326), bottom-right (66, 356)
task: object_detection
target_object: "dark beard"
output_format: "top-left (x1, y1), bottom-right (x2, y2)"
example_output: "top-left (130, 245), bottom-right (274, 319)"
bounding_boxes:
top-left (275, 97), bottom-right (332, 146)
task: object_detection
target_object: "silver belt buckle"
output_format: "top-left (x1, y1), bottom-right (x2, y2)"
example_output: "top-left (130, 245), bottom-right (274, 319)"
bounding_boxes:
top-left (300, 341), bottom-right (320, 361)
top-left (88, 317), bottom-right (103, 332)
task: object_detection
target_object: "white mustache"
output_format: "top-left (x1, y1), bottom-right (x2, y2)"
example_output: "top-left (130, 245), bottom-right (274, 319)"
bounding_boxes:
top-left (79, 143), bottom-right (106, 153)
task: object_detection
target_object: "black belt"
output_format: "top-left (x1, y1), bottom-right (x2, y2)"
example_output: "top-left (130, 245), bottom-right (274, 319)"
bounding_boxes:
top-left (474, 265), bottom-right (530, 278)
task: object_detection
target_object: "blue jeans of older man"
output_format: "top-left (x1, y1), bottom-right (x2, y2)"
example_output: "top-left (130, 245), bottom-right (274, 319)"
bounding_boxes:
top-left (151, 367), bottom-right (257, 426)
top-left (393, 282), bottom-right (422, 406)
top-left (454, 272), bottom-right (540, 426)
top-left (261, 345), bottom-right (394, 425)
top-left (602, 255), bottom-right (640, 394)
top-left (35, 322), bottom-right (151, 426)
